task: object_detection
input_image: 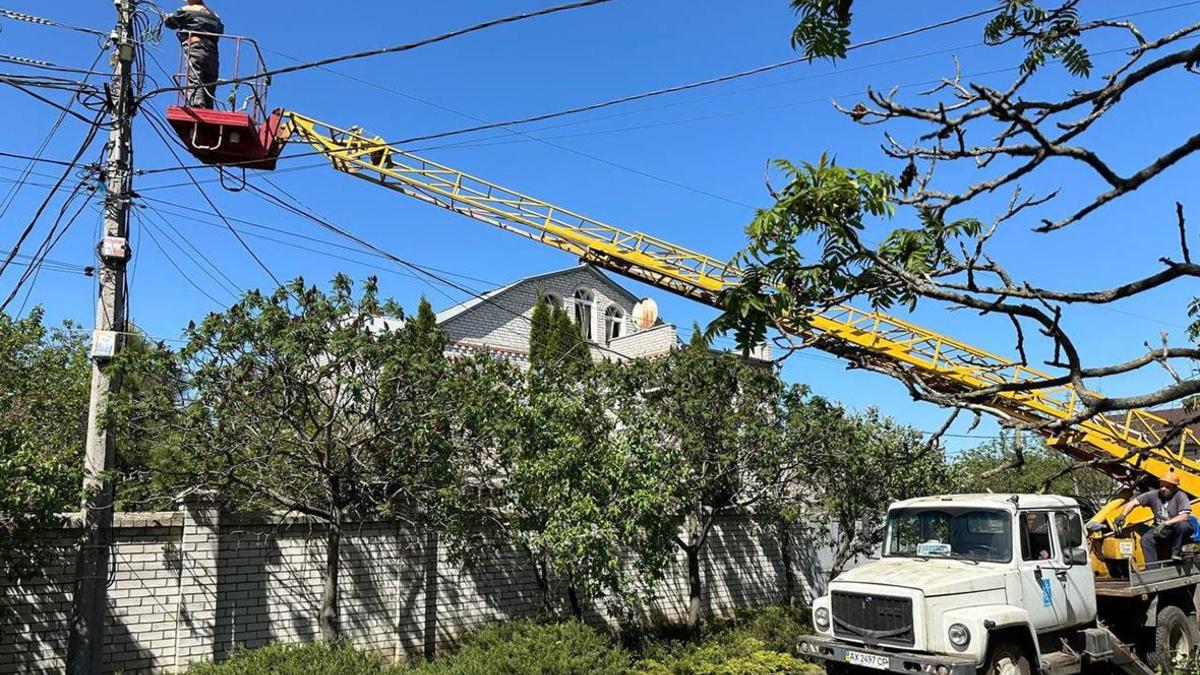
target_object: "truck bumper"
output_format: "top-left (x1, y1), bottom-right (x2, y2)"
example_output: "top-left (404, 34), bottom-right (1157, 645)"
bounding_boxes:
top-left (797, 636), bottom-right (977, 675)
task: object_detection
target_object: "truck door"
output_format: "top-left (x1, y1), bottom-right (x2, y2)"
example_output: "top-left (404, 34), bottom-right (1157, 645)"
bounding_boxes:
top-left (1052, 510), bottom-right (1097, 627)
top-left (1017, 511), bottom-right (1067, 629)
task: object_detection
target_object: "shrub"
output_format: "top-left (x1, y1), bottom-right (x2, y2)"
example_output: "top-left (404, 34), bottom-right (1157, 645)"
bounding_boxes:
top-left (187, 641), bottom-right (397, 674)
top-left (634, 635), bottom-right (820, 674)
top-left (411, 619), bottom-right (629, 675)
top-left (712, 605), bottom-right (812, 653)
top-left (631, 606), bottom-right (816, 675)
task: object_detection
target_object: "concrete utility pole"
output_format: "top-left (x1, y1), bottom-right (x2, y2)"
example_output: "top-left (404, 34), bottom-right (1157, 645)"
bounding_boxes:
top-left (69, 0), bottom-right (135, 672)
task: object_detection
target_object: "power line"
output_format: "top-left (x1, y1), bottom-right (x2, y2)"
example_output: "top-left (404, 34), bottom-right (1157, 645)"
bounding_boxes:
top-left (135, 209), bottom-right (228, 306)
top-left (0, 8), bottom-right (108, 37)
top-left (143, 111), bottom-right (283, 287)
top-left (380, 6), bottom-right (1006, 147)
top-left (0, 108), bottom-right (105, 280)
top-left (139, 202), bottom-right (242, 299)
top-left (0, 150), bottom-right (94, 169)
top-left (13, 197), bottom-right (98, 316)
top-left (243, 177), bottom-right (644, 362)
top-left (0, 53), bottom-right (108, 76)
top-left (367, 0), bottom-right (1200, 147)
top-left (138, 194), bottom-right (499, 287)
top-left (1, 185), bottom-right (97, 312)
top-left (0, 45), bottom-right (108, 231)
top-left (140, 0), bottom-right (620, 100)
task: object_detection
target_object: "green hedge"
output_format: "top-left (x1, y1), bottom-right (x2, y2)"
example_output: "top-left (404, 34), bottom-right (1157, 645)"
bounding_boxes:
top-left (411, 619), bottom-right (629, 675)
top-left (187, 606), bottom-right (813, 674)
top-left (186, 641), bottom-right (399, 675)
top-left (633, 607), bottom-right (818, 675)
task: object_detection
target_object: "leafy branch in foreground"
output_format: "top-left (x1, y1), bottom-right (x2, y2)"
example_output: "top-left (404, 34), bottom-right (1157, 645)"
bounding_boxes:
top-left (716, 2), bottom-right (1200, 440)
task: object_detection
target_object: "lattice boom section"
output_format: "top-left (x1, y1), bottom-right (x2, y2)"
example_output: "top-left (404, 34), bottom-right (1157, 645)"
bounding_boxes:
top-left (807, 306), bottom-right (1200, 493)
top-left (286, 113), bottom-right (739, 296)
top-left (286, 111), bottom-right (1200, 494)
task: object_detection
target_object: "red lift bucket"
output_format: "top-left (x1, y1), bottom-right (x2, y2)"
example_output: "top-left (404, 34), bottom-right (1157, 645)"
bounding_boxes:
top-left (165, 33), bottom-right (286, 171)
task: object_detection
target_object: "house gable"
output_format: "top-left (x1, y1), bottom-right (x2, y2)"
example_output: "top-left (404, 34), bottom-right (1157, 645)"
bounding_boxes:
top-left (437, 265), bottom-right (659, 358)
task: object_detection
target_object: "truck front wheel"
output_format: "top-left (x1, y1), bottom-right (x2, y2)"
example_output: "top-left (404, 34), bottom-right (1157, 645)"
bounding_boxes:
top-left (983, 640), bottom-right (1031, 675)
top-left (1150, 604), bottom-right (1198, 671)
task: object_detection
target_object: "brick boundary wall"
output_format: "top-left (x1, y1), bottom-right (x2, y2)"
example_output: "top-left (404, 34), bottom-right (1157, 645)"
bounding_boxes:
top-left (0, 496), bottom-right (826, 674)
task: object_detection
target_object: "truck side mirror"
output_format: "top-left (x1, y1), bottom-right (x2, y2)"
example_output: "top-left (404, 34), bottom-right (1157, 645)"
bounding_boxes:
top-left (1066, 547), bottom-right (1088, 566)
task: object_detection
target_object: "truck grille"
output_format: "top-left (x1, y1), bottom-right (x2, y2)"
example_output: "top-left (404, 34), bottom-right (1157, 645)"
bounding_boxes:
top-left (831, 591), bottom-right (915, 646)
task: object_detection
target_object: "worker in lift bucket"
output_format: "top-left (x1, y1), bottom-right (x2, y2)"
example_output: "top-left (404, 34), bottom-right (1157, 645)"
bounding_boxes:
top-left (1114, 471), bottom-right (1194, 566)
top-left (164, 0), bottom-right (224, 109)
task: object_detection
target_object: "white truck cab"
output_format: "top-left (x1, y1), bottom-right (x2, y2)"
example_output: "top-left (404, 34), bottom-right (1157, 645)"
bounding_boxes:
top-left (799, 494), bottom-right (1189, 675)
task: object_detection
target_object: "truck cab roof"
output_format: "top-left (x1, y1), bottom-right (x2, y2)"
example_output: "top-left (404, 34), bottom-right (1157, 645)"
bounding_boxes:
top-left (890, 493), bottom-right (1080, 512)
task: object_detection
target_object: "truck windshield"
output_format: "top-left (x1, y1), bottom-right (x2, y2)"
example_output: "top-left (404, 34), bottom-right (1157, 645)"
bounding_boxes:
top-left (884, 507), bottom-right (1012, 563)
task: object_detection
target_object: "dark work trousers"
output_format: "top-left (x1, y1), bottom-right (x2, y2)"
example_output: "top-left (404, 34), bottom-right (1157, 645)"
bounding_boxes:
top-left (1141, 521), bottom-right (1194, 566)
top-left (185, 41), bottom-right (220, 109)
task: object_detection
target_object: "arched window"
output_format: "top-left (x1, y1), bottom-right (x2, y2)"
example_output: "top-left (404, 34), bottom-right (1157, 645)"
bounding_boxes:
top-left (542, 293), bottom-right (563, 310)
top-left (604, 305), bottom-right (625, 341)
top-left (573, 288), bottom-right (594, 341)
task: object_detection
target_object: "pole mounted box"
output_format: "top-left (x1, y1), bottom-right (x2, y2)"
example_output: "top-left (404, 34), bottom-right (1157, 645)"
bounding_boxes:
top-left (100, 236), bottom-right (130, 262)
top-left (91, 330), bottom-right (118, 361)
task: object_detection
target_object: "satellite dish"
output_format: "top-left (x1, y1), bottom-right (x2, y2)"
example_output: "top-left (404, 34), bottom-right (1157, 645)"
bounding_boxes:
top-left (632, 298), bottom-right (658, 330)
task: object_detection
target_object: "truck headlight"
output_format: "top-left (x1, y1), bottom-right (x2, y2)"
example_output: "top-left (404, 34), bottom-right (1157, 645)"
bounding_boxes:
top-left (814, 607), bottom-right (831, 631)
top-left (947, 623), bottom-right (971, 648)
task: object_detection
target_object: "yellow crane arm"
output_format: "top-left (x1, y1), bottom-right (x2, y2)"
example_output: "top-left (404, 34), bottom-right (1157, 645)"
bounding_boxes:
top-left (284, 111), bottom-right (1200, 497)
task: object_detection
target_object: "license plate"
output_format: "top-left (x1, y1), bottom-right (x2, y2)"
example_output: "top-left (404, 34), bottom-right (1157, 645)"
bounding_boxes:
top-left (845, 650), bottom-right (891, 670)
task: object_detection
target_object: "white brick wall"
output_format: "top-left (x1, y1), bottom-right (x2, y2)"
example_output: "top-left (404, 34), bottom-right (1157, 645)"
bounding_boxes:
top-left (0, 506), bottom-right (822, 674)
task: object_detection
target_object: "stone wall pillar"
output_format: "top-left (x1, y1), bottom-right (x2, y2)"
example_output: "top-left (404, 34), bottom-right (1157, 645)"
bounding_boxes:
top-left (173, 491), bottom-right (220, 670)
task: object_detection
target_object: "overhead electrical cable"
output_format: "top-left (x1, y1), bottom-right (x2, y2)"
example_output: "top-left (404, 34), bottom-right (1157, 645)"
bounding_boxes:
top-left (139, 201), bottom-right (244, 295)
top-left (380, 0), bottom-right (1199, 145)
top-left (3, 79), bottom-right (107, 126)
top-left (138, 209), bottom-right (240, 300)
top-left (0, 151), bottom-right (93, 169)
top-left (1, 186), bottom-right (96, 312)
top-left (139, 0), bottom-right (620, 100)
top-left (0, 53), bottom-right (108, 76)
top-left (244, 177), bottom-right (640, 362)
top-left (0, 8), bottom-right (108, 37)
top-left (135, 210), bottom-right (228, 306)
top-left (314, 4), bottom-right (1008, 148)
top-left (139, 194), bottom-right (498, 287)
top-left (143, 112), bottom-right (283, 287)
top-left (0, 108), bottom-right (106, 280)
top-left (0, 45), bottom-right (107, 228)
top-left (139, 203), bottom-right (242, 297)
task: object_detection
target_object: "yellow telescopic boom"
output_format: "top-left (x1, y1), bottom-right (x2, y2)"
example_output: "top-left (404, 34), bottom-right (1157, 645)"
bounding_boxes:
top-left (285, 111), bottom-right (1200, 498)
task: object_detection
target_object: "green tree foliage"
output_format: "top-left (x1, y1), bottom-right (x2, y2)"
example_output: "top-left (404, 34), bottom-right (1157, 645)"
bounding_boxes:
top-left (0, 431), bottom-right (76, 584)
top-left (0, 310), bottom-right (185, 583)
top-left (529, 295), bottom-right (591, 379)
top-left (789, 0), bottom-right (853, 60)
top-left (954, 433), bottom-right (1115, 513)
top-left (0, 310), bottom-right (89, 580)
top-left (127, 276), bottom-right (493, 641)
top-left (631, 332), bottom-right (789, 630)
top-left (109, 329), bottom-right (190, 510)
top-left (503, 297), bottom-right (675, 617)
top-left (800, 406), bottom-right (955, 579)
top-left (789, 0), bottom-right (1091, 75)
top-left (710, 157), bottom-right (980, 352)
top-left (983, 1), bottom-right (1092, 76)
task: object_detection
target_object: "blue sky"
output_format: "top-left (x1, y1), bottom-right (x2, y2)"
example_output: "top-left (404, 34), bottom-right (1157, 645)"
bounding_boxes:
top-left (1, 1), bottom-right (1198, 452)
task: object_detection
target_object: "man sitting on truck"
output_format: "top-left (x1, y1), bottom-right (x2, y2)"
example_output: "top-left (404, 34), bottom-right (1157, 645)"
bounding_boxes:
top-left (1115, 472), bottom-right (1193, 566)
